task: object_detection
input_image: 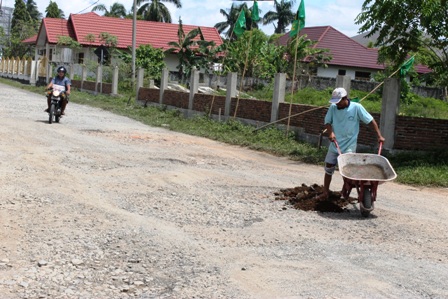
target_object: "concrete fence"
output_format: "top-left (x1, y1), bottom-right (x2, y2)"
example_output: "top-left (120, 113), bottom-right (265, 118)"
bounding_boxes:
top-left (137, 68), bottom-right (448, 152)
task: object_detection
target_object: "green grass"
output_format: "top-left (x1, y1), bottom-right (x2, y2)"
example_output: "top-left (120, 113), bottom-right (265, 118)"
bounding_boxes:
top-left (1, 77), bottom-right (447, 187)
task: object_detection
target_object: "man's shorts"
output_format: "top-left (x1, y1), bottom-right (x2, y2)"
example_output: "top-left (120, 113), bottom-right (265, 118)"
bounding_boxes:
top-left (324, 150), bottom-right (339, 166)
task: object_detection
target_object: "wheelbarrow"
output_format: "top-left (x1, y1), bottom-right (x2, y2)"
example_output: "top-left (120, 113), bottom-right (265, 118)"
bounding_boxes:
top-left (334, 140), bottom-right (397, 217)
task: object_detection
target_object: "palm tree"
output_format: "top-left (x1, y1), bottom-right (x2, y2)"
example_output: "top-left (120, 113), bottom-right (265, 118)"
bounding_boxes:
top-left (165, 18), bottom-right (203, 83)
top-left (262, 0), bottom-right (295, 34)
top-left (136, 0), bottom-right (182, 23)
top-left (92, 2), bottom-right (127, 18)
top-left (215, 3), bottom-right (259, 40)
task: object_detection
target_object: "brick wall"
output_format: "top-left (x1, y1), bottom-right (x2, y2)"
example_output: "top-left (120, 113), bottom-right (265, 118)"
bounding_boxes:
top-left (138, 87), bottom-right (448, 151)
top-left (72, 79), bottom-right (112, 94)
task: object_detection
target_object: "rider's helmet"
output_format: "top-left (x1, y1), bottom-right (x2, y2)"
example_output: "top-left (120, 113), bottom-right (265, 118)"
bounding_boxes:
top-left (57, 66), bottom-right (67, 75)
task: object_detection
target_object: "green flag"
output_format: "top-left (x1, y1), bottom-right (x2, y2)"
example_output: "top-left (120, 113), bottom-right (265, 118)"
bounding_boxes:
top-left (233, 10), bottom-right (246, 38)
top-left (290, 0), bottom-right (306, 37)
top-left (400, 56), bottom-right (415, 77)
top-left (252, 0), bottom-right (260, 22)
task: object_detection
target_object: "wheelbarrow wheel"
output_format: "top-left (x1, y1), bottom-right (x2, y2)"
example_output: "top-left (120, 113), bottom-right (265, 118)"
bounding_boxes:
top-left (361, 188), bottom-right (372, 218)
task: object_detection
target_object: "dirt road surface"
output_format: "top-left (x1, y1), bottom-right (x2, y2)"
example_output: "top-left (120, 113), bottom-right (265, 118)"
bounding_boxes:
top-left (0, 83), bottom-right (447, 299)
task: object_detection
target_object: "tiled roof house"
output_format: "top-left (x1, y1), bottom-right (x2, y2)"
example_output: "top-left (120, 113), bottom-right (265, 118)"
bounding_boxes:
top-left (25, 12), bottom-right (223, 75)
top-left (278, 26), bottom-right (431, 81)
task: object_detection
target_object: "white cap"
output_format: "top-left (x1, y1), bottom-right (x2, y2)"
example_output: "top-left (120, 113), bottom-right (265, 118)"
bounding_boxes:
top-left (329, 87), bottom-right (347, 104)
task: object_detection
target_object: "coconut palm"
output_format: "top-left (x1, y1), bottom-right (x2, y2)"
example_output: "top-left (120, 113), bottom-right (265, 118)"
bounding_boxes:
top-left (262, 0), bottom-right (296, 34)
top-left (215, 3), bottom-right (259, 40)
top-left (92, 2), bottom-right (127, 18)
top-left (136, 0), bottom-right (182, 23)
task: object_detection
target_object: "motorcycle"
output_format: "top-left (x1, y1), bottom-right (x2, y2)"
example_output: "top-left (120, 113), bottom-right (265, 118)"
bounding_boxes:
top-left (46, 84), bottom-right (66, 124)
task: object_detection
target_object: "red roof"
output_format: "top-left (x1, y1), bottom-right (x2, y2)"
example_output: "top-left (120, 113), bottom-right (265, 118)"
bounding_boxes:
top-left (43, 17), bottom-right (76, 43)
top-left (33, 12), bottom-right (223, 50)
top-left (279, 26), bottom-right (431, 74)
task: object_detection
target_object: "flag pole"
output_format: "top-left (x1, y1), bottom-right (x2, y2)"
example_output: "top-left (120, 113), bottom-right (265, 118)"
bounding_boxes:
top-left (233, 29), bottom-right (253, 119)
top-left (285, 31), bottom-right (301, 136)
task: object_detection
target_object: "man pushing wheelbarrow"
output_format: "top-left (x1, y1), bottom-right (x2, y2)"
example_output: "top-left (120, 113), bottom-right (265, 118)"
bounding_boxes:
top-left (318, 87), bottom-right (395, 216)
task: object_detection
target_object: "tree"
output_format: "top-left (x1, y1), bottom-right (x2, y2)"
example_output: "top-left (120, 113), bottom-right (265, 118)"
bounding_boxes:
top-left (92, 2), bottom-right (127, 18)
top-left (45, 1), bottom-right (65, 18)
top-left (136, 0), bottom-right (182, 22)
top-left (165, 18), bottom-right (204, 83)
top-left (214, 3), bottom-right (259, 40)
top-left (119, 44), bottom-right (166, 81)
top-left (355, 0), bottom-right (448, 87)
top-left (262, 0), bottom-right (295, 34)
top-left (11, 0), bottom-right (31, 30)
top-left (26, 0), bottom-right (43, 22)
top-left (3, 0), bottom-right (36, 57)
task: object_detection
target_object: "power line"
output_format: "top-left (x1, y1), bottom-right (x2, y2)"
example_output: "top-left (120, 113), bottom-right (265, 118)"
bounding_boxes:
top-left (76, 0), bottom-right (99, 14)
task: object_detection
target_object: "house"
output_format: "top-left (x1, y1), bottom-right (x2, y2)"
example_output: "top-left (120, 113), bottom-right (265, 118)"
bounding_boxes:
top-left (278, 26), bottom-right (431, 81)
top-left (22, 12), bottom-right (223, 77)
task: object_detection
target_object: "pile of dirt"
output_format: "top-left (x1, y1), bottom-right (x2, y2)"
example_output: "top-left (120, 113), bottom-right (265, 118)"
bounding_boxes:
top-left (275, 184), bottom-right (356, 213)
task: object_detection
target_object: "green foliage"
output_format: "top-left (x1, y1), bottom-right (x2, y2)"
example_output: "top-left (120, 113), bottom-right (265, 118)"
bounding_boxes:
top-left (165, 19), bottom-right (217, 83)
top-left (98, 32), bottom-right (118, 48)
top-left (215, 3), bottom-right (259, 41)
top-left (136, 0), bottom-right (182, 22)
top-left (4, 0), bottom-right (37, 58)
top-left (262, 0), bottom-right (296, 34)
top-left (26, 0), bottom-right (42, 22)
top-left (92, 3), bottom-right (127, 18)
top-left (45, 1), bottom-right (65, 18)
top-left (356, 0), bottom-right (448, 87)
top-left (57, 36), bottom-right (81, 50)
top-left (222, 31), bottom-right (331, 81)
top-left (118, 44), bottom-right (166, 81)
top-left (388, 150), bottom-right (448, 187)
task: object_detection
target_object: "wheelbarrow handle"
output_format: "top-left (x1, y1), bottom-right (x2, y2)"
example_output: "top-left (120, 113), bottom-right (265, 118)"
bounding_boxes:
top-left (333, 139), bottom-right (383, 156)
top-left (332, 139), bottom-right (342, 155)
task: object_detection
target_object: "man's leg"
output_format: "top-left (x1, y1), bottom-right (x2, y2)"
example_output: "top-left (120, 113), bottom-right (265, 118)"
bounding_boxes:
top-left (323, 163), bottom-right (335, 198)
top-left (319, 150), bottom-right (338, 199)
top-left (61, 99), bottom-right (67, 115)
top-left (45, 96), bottom-right (51, 112)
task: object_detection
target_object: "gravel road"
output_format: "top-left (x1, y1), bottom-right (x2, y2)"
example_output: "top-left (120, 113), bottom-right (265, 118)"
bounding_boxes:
top-left (0, 82), bottom-right (447, 299)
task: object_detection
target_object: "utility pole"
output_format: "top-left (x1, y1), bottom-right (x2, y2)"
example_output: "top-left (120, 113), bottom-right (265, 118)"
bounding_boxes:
top-left (131, 0), bottom-right (137, 90)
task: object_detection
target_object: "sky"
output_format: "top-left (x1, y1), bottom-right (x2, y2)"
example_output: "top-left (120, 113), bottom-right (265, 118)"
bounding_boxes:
top-left (2, 0), bottom-right (366, 38)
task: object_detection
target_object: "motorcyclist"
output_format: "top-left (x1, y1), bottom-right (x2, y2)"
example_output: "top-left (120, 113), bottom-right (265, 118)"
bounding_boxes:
top-left (45, 66), bottom-right (71, 115)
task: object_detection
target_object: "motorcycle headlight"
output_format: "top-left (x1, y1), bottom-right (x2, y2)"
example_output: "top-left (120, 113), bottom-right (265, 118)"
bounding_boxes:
top-left (53, 90), bottom-right (60, 97)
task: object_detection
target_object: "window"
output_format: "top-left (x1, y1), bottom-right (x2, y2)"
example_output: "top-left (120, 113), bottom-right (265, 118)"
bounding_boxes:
top-left (78, 53), bottom-right (84, 64)
top-left (355, 71), bottom-right (371, 81)
top-left (338, 69), bottom-right (346, 76)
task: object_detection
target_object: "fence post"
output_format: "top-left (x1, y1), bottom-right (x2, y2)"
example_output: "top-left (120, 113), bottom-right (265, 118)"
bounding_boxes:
top-left (335, 75), bottom-right (351, 93)
top-left (136, 67), bottom-right (144, 101)
top-left (96, 64), bottom-right (102, 94)
top-left (111, 65), bottom-right (119, 96)
top-left (271, 73), bottom-right (286, 123)
top-left (159, 68), bottom-right (169, 104)
top-left (188, 67), bottom-right (199, 111)
top-left (69, 63), bottom-right (75, 80)
top-left (381, 78), bottom-right (400, 150)
top-left (225, 72), bottom-right (237, 119)
top-left (81, 65), bottom-right (87, 91)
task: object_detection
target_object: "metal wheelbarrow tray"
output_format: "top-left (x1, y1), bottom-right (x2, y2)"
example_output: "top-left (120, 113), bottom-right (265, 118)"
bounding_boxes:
top-left (337, 152), bottom-right (397, 217)
top-left (338, 153), bottom-right (397, 183)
